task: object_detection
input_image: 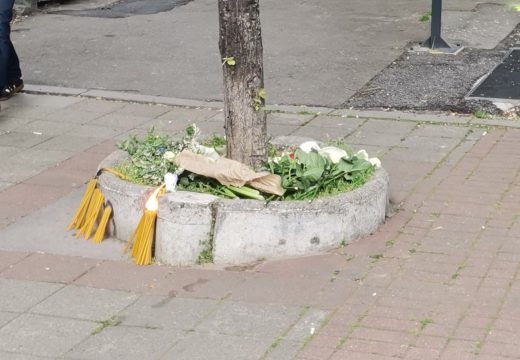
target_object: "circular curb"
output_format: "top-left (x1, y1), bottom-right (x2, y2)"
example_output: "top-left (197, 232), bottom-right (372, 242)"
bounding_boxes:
top-left (98, 150), bottom-right (390, 266)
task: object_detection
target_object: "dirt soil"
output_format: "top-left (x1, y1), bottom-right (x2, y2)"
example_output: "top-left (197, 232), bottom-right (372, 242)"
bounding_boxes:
top-left (344, 24), bottom-right (520, 115)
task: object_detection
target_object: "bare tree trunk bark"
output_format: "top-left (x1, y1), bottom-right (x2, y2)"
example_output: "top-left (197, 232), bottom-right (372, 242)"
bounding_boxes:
top-left (218, 0), bottom-right (267, 168)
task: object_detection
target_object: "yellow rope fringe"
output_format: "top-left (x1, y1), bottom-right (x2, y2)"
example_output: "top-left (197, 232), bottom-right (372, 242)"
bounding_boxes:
top-left (93, 206), bottom-right (112, 244)
top-left (129, 210), bottom-right (157, 266)
top-left (68, 179), bottom-right (97, 231)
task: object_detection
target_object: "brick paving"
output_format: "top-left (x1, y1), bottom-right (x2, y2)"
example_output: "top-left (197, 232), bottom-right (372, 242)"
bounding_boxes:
top-left (0, 92), bottom-right (519, 359)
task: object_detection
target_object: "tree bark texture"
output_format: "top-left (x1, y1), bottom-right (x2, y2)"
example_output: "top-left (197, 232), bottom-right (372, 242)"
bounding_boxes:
top-left (218, 0), bottom-right (267, 168)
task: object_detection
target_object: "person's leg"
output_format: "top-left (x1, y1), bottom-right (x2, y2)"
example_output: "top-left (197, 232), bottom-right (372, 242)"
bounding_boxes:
top-left (0, 0), bottom-right (14, 89)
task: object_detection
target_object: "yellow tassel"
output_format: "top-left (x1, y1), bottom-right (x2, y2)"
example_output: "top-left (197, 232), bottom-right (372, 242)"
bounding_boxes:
top-left (68, 179), bottom-right (97, 230)
top-left (93, 206), bottom-right (112, 244)
top-left (76, 189), bottom-right (105, 240)
top-left (130, 210), bottom-right (157, 266)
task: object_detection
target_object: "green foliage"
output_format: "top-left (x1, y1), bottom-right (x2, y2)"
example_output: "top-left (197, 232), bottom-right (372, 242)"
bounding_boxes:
top-left (117, 128), bottom-right (376, 202)
top-left (420, 11), bottom-right (432, 22)
top-left (254, 88), bottom-right (266, 111)
top-left (265, 149), bottom-right (375, 201)
top-left (222, 56), bottom-right (236, 66)
top-left (474, 110), bottom-right (491, 119)
top-left (117, 129), bottom-right (179, 186)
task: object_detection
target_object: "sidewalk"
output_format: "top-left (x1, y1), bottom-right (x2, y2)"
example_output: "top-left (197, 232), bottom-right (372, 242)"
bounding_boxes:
top-left (0, 89), bottom-right (519, 359)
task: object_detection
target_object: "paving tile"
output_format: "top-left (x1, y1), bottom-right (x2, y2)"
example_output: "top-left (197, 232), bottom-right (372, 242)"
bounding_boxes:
top-left (0, 131), bottom-right (51, 148)
top-left (347, 131), bottom-right (406, 147)
top-left (116, 102), bottom-right (170, 118)
top-left (154, 107), bottom-right (220, 123)
top-left (64, 123), bottom-right (126, 140)
top-left (0, 313), bottom-right (96, 357)
top-left (23, 167), bottom-right (90, 189)
top-left (306, 115), bottom-right (364, 129)
top-left (0, 254), bottom-right (100, 283)
top-left (89, 113), bottom-right (152, 130)
top-left (67, 325), bottom-right (182, 360)
top-left (0, 250), bottom-right (30, 273)
top-left (163, 332), bottom-right (273, 360)
top-left (267, 112), bottom-right (315, 126)
top-left (119, 295), bottom-right (219, 331)
top-left (14, 119), bottom-right (80, 137)
top-left (292, 124), bottom-right (357, 140)
top-left (0, 351), bottom-right (52, 359)
top-left (197, 301), bottom-right (302, 338)
top-left (30, 285), bottom-right (139, 321)
top-left (42, 108), bottom-right (105, 124)
top-left (339, 338), bottom-right (409, 357)
top-left (0, 183), bottom-right (69, 218)
top-left (0, 105), bottom-right (57, 120)
top-left (64, 98), bottom-right (125, 114)
top-left (229, 272), bottom-right (329, 307)
top-left (265, 339), bottom-right (303, 360)
top-left (411, 124), bottom-right (470, 139)
top-left (286, 308), bottom-right (330, 342)
top-left (32, 135), bottom-right (101, 153)
top-left (0, 278), bottom-right (63, 312)
top-left (0, 311), bottom-right (18, 328)
top-left (360, 119), bottom-right (417, 135)
top-left (0, 116), bottom-right (36, 132)
top-left (72, 260), bottom-right (174, 294)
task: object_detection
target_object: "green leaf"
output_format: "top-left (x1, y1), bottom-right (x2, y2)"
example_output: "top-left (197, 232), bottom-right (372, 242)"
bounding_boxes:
top-left (350, 159), bottom-right (373, 172)
top-left (295, 149), bottom-right (326, 172)
top-left (337, 159), bottom-right (354, 173)
top-left (303, 167), bottom-right (324, 182)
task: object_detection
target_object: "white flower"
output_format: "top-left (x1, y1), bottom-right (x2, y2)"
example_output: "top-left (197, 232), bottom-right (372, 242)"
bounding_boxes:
top-left (196, 145), bottom-right (220, 161)
top-left (369, 157), bottom-right (381, 169)
top-left (163, 151), bottom-right (176, 162)
top-left (355, 149), bottom-right (369, 160)
top-left (318, 146), bottom-right (348, 164)
top-left (299, 141), bottom-right (321, 153)
top-left (164, 173), bottom-right (178, 192)
top-left (270, 156), bottom-right (281, 164)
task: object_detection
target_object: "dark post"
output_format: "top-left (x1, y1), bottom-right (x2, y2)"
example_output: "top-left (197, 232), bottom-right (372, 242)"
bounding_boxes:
top-left (422, 0), bottom-right (450, 49)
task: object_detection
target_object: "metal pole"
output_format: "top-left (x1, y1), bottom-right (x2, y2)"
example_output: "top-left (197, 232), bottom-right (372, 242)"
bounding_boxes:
top-left (423, 0), bottom-right (450, 49)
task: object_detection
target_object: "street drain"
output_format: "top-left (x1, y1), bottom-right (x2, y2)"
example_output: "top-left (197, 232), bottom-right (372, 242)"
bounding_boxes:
top-left (53, 0), bottom-right (194, 18)
top-left (467, 48), bottom-right (520, 101)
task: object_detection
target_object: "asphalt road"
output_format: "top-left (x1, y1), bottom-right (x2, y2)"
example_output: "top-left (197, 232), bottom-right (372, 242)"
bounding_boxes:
top-left (12, 0), bottom-right (516, 107)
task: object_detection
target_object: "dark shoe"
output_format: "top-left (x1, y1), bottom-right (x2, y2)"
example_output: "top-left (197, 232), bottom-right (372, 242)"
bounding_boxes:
top-left (0, 80), bottom-right (23, 101)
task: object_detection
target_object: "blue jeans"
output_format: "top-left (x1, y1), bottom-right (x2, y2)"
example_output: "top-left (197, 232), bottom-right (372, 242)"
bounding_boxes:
top-left (0, 0), bottom-right (21, 88)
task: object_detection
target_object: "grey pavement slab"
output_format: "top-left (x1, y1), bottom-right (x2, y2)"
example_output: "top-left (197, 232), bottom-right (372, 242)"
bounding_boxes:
top-left (196, 301), bottom-right (302, 338)
top-left (0, 311), bottom-right (19, 328)
top-left (0, 188), bottom-right (127, 261)
top-left (118, 295), bottom-right (219, 331)
top-left (0, 278), bottom-right (63, 312)
top-left (265, 339), bottom-right (303, 360)
top-left (0, 351), bottom-right (52, 359)
top-left (30, 285), bottom-right (139, 321)
top-left (66, 325), bottom-right (183, 360)
top-left (0, 313), bottom-right (96, 357)
top-left (163, 331), bottom-right (273, 360)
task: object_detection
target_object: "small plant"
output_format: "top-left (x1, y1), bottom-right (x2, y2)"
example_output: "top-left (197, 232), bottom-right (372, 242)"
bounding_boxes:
top-left (420, 11), bottom-right (432, 22)
top-left (474, 110), bottom-right (491, 119)
top-left (222, 56), bottom-right (236, 66)
top-left (197, 239), bottom-right (213, 264)
top-left (415, 317), bottom-right (434, 336)
top-left (92, 316), bottom-right (121, 335)
top-left (254, 88), bottom-right (266, 111)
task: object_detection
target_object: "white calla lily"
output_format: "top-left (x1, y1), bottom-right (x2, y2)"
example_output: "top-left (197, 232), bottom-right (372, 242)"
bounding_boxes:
top-left (369, 157), bottom-right (381, 169)
top-left (318, 147), bottom-right (348, 164)
top-left (355, 149), bottom-right (369, 160)
top-left (299, 141), bottom-right (321, 153)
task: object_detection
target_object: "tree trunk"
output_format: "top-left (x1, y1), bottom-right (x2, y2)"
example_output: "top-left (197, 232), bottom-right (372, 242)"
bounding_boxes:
top-left (218, 0), bottom-right (267, 168)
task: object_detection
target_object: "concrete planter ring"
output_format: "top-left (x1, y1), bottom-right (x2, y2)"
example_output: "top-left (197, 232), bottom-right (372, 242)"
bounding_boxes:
top-left (98, 150), bottom-right (390, 266)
